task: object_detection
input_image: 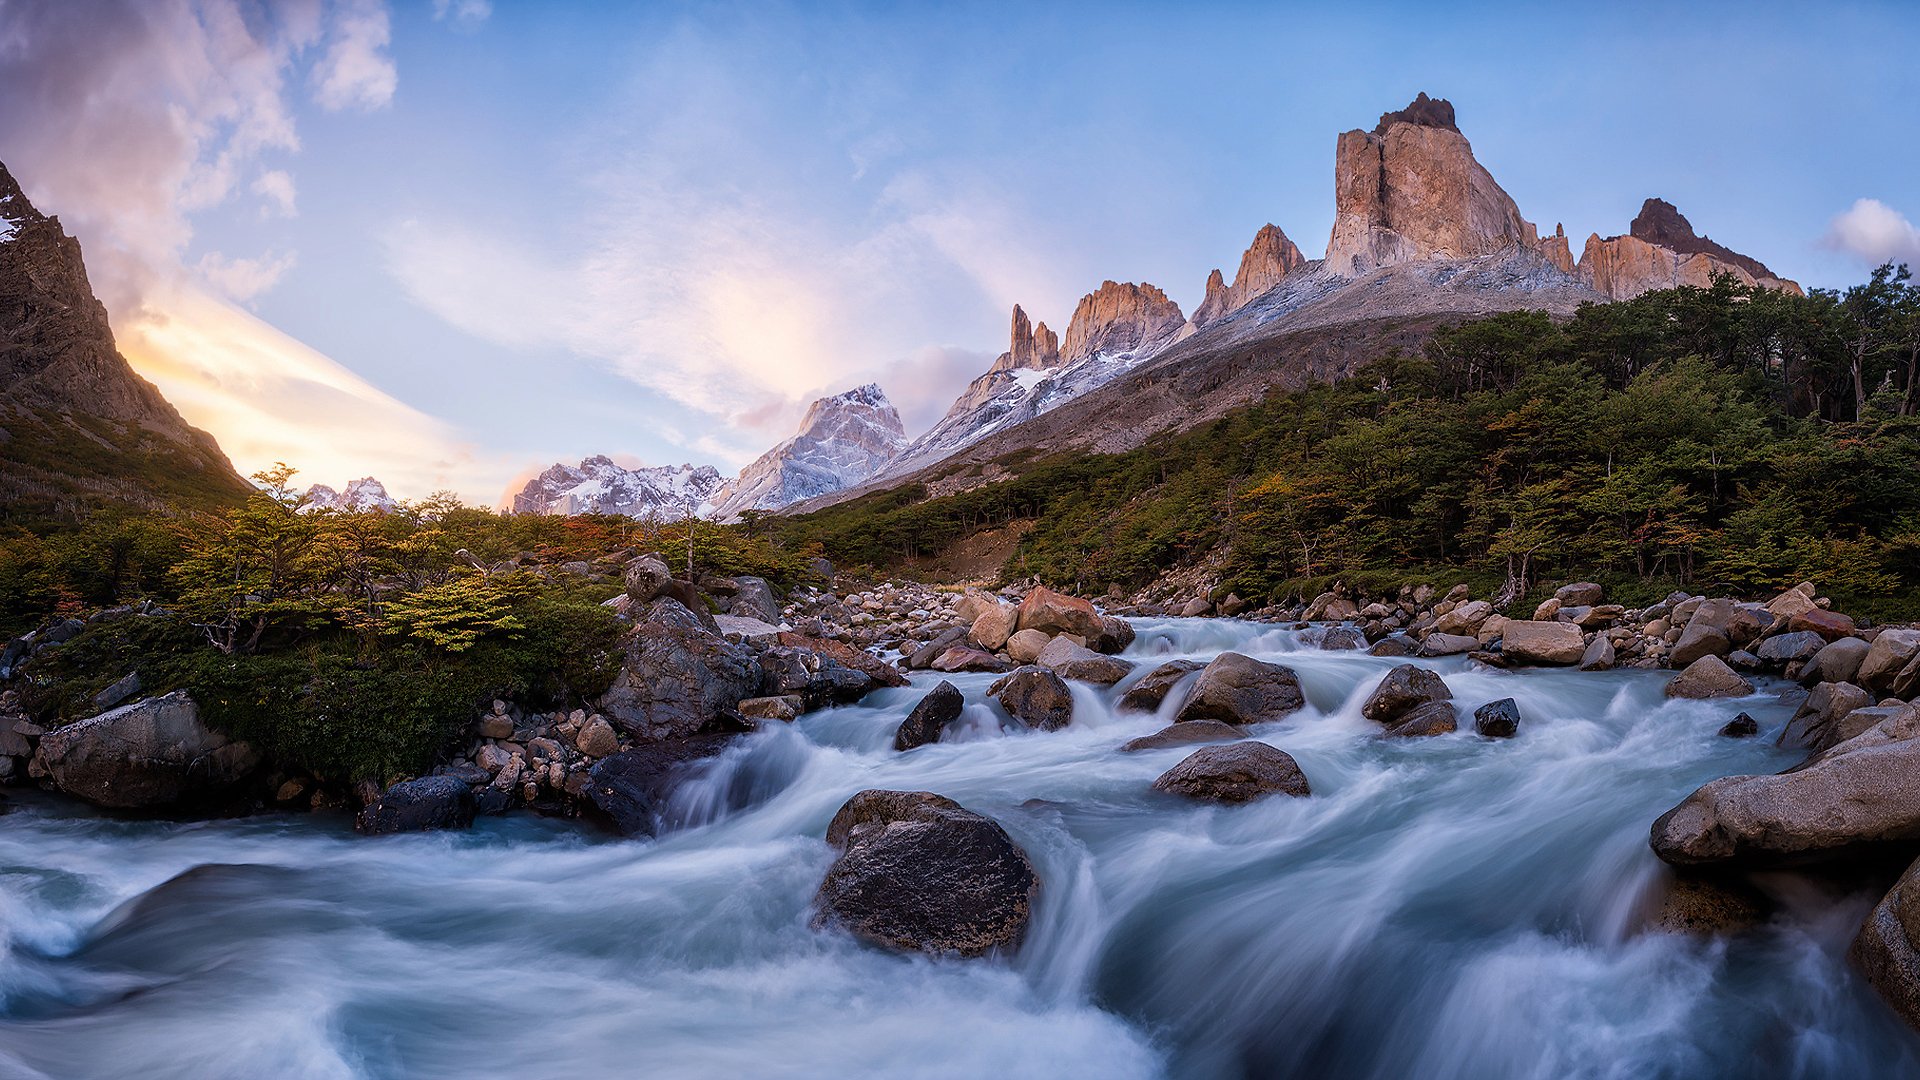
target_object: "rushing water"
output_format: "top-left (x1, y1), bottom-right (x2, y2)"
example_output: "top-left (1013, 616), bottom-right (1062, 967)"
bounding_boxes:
top-left (2, 617), bottom-right (1917, 1079)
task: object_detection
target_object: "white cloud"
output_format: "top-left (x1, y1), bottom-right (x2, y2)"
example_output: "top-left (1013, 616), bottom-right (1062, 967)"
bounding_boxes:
top-left (1825, 198), bottom-right (1920, 267)
top-left (313, 0), bottom-right (396, 111)
top-left (432, 0), bottom-right (492, 29)
top-left (196, 249), bottom-right (298, 303)
top-left (252, 168), bottom-right (298, 216)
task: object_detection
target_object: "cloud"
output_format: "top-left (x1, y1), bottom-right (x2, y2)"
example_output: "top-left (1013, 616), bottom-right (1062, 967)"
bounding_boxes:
top-left (313, 0), bottom-right (397, 111)
top-left (1825, 198), bottom-right (1920, 267)
top-left (196, 249), bottom-right (298, 303)
top-left (875, 345), bottom-right (996, 437)
top-left (432, 0), bottom-right (491, 29)
top-left (251, 168), bottom-right (297, 216)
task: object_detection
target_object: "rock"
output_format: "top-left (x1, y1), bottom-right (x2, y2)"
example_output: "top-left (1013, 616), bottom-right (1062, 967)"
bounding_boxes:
top-left (356, 775), bottom-right (474, 835)
top-left (1014, 586), bottom-right (1105, 640)
top-left (1420, 632), bottom-right (1479, 657)
top-left (1369, 637), bottom-right (1419, 658)
top-left (906, 626), bottom-right (969, 669)
top-left (930, 646), bottom-right (1012, 674)
top-left (1853, 855), bottom-right (1920, 1031)
top-left (1119, 659), bottom-right (1204, 712)
top-left (476, 715), bottom-right (514, 740)
top-left (1801, 636), bottom-right (1871, 687)
top-left (1058, 279), bottom-right (1187, 366)
top-left (971, 605), bottom-right (1017, 651)
top-left (1579, 634), bottom-right (1616, 671)
top-left (1533, 597), bottom-right (1562, 620)
top-left (90, 672), bottom-right (142, 712)
top-left (739, 695), bottom-right (804, 722)
top-left (1034, 636), bottom-right (1135, 685)
top-left (989, 667), bottom-right (1075, 731)
top-left (1764, 581), bottom-right (1818, 620)
top-left (1383, 700), bottom-right (1458, 738)
top-left (585, 734), bottom-right (737, 837)
top-left (1093, 616), bottom-right (1137, 654)
top-left (1474, 698), bottom-right (1521, 738)
top-left (776, 633), bottom-right (909, 689)
top-left (1319, 626), bottom-right (1367, 651)
top-left (1304, 592), bottom-right (1358, 621)
top-left (1120, 720), bottom-right (1243, 752)
top-left (1499, 620), bottom-right (1586, 665)
top-left (624, 554), bottom-right (675, 602)
top-left (637, 595), bottom-right (719, 634)
top-left (1580, 199), bottom-right (1802, 301)
top-left (1755, 631), bottom-right (1827, 666)
top-left (573, 716), bottom-right (620, 758)
top-left (1859, 630), bottom-right (1920, 693)
top-left (1555, 582), bottom-right (1605, 607)
top-left (714, 614), bottom-right (783, 644)
top-left (37, 692), bottom-right (259, 809)
top-left (1664, 655), bottom-right (1754, 700)
top-left (1189, 223), bottom-right (1307, 328)
top-left (1178, 598), bottom-right (1213, 618)
top-left (1360, 664), bottom-right (1451, 724)
top-left (598, 623), bottom-right (759, 740)
top-left (895, 682), bottom-right (964, 751)
top-left (1719, 713), bottom-right (1759, 738)
top-left (1779, 682), bottom-right (1873, 751)
top-left (813, 790), bottom-right (1038, 957)
top-left (1645, 870), bottom-right (1770, 936)
top-left (1005, 629), bottom-right (1053, 664)
top-left (1433, 600), bottom-right (1493, 636)
top-left (730, 576), bottom-right (782, 624)
top-left (1789, 608), bottom-right (1856, 641)
top-left (1152, 742), bottom-right (1311, 802)
top-left (1174, 652), bottom-right (1305, 726)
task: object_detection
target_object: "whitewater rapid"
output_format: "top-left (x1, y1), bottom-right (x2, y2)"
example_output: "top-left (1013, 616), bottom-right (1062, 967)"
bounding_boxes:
top-left (1, 618), bottom-right (1915, 1079)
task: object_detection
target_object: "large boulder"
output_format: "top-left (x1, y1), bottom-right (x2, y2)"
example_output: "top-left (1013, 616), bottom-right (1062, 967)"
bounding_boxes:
top-left (1174, 652), bottom-right (1305, 726)
top-left (1669, 599), bottom-right (1763, 666)
top-left (356, 775), bottom-right (474, 835)
top-left (1555, 582), bottom-right (1605, 607)
top-left (1800, 636), bottom-right (1871, 686)
top-left (1151, 742), bottom-right (1311, 802)
top-left (585, 733), bottom-right (738, 836)
top-left (1754, 630), bottom-right (1826, 666)
top-left (1005, 629), bottom-right (1053, 664)
top-left (1119, 659), bottom-right (1204, 713)
top-left (729, 576), bottom-right (782, 624)
top-left (597, 623), bottom-right (761, 741)
top-left (1419, 632), bottom-right (1479, 657)
top-left (1859, 630), bottom-right (1920, 693)
top-left (1778, 681), bottom-right (1874, 751)
top-left (1119, 720), bottom-right (1242, 752)
top-left (1432, 600), bottom-right (1493, 637)
top-left (930, 646), bottom-right (1012, 674)
top-left (1034, 636), bottom-right (1135, 685)
top-left (757, 646), bottom-right (878, 708)
top-left (1382, 700), bottom-right (1458, 738)
top-left (1497, 621), bottom-right (1585, 665)
top-left (989, 667), bottom-right (1075, 731)
top-left (1474, 698), bottom-right (1521, 738)
top-left (1360, 664), bottom-right (1451, 724)
top-left (895, 682), bottom-right (964, 751)
top-left (1093, 616), bottom-right (1137, 654)
top-left (776, 633), bottom-right (909, 689)
top-left (1014, 586), bottom-right (1105, 640)
top-left (1789, 608), bottom-right (1856, 642)
top-left (1853, 855), bottom-right (1920, 1032)
top-left (1579, 634), bottom-right (1616, 671)
top-left (813, 790), bottom-right (1038, 957)
top-left (1664, 655), bottom-right (1753, 700)
top-left (37, 691), bottom-right (260, 809)
top-left (970, 605), bottom-right (1017, 651)
top-left (623, 553), bottom-right (674, 602)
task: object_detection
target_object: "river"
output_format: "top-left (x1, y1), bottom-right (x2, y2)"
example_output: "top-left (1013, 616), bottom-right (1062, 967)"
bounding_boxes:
top-left (1, 617), bottom-right (1915, 1079)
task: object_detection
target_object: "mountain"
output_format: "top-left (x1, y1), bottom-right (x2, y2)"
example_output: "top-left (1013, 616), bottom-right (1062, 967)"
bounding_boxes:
top-left (711, 384), bottom-right (905, 519)
top-left (1578, 197), bottom-right (1804, 300)
top-left (304, 477), bottom-right (398, 513)
top-left (1191, 224), bottom-right (1307, 329)
top-left (509, 455), bottom-right (725, 518)
top-left (0, 159), bottom-right (247, 515)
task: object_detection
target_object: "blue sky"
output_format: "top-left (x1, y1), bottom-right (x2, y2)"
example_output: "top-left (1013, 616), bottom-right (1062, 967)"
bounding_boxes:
top-left (2, 0), bottom-right (1917, 501)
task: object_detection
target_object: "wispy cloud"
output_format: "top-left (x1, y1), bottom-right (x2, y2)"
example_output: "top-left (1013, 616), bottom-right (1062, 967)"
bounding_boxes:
top-left (313, 0), bottom-right (397, 112)
top-left (432, 0), bottom-right (492, 30)
top-left (251, 168), bottom-right (297, 217)
top-left (1825, 198), bottom-right (1920, 267)
top-left (196, 249), bottom-right (298, 303)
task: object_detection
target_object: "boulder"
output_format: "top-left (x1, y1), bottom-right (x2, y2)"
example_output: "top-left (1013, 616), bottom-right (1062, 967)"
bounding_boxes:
top-left (623, 554), bottom-right (674, 602)
top-left (906, 627), bottom-right (969, 669)
top-left (1014, 586), bottom-right (1104, 640)
top-left (1370, 637), bottom-right (1419, 658)
top-left (1174, 652), bottom-right (1305, 726)
top-left (573, 716), bottom-right (620, 758)
top-left (1093, 616), bottom-right (1137, 654)
top-left (1119, 720), bottom-right (1243, 752)
top-left (895, 682), bottom-right (964, 751)
top-left (1034, 636), bottom-right (1135, 685)
top-left (1859, 630), bottom-right (1920, 693)
top-left (1789, 608), bottom-right (1856, 642)
top-left (1383, 700), bottom-right (1458, 738)
top-left (1474, 698), bottom-right (1521, 738)
top-left (1754, 630), bottom-right (1826, 666)
top-left (1119, 659), bottom-right (1204, 713)
top-left (1555, 582), bottom-right (1605, 607)
top-left (1151, 742), bottom-right (1311, 802)
top-left (1853, 855), bottom-right (1920, 1032)
top-left (714, 614), bottom-right (783, 644)
top-left (1499, 620), bottom-right (1586, 665)
top-left (1360, 664), bottom-right (1451, 724)
top-left (730, 576), bottom-right (782, 624)
top-left (739, 695), bottom-right (803, 722)
top-left (1433, 600), bottom-right (1493, 637)
top-left (1420, 632), bottom-right (1479, 657)
top-left (356, 775), bottom-right (474, 835)
top-left (970, 605), bottom-right (1017, 651)
top-left (813, 790), bottom-right (1038, 957)
top-left (759, 646), bottom-right (880, 707)
top-left (1718, 713), bottom-right (1759, 738)
top-left (1533, 597), bottom-right (1563, 621)
top-left (1778, 682), bottom-right (1873, 751)
top-left (1800, 636), bottom-right (1871, 687)
top-left (37, 692), bottom-right (259, 809)
top-left (1765, 581), bottom-right (1818, 621)
top-left (1319, 626), bottom-right (1367, 651)
top-left (585, 734), bottom-right (737, 837)
top-left (90, 672), bottom-right (143, 713)
top-left (1578, 635), bottom-right (1616, 671)
top-left (953, 589), bottom-right (1001, 625)
top-left (1664, 655), bottom-right (1754, 700)
top-left (1005, 629), bottom-right (1053, 664)
top-left (1178, 598), bottom-right (1213, 618)
top-left (931, 646), bottom-right (1012, 674)
top-left (637, 595), bottom-right (719, 634)
top-left (1644, 870), bottom-right (1771, 936)
top-left (989, 667), bottom-right (1075, 731)
top-left (776, 633), bottom-right (909, 689)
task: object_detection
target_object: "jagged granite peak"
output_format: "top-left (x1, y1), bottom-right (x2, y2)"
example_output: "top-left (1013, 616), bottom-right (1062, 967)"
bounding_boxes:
top-left (1324, 94), bottom-right (1546, 276)
top-left (991, 304), bottom-right (1061, 373)
top-left (1577, 197), bottom-right (1801, 301)
top-left (303, 477), bottom-right (398, 513)
top-left (712, 383), bottom-right (907, 518)
top-left (1192, 224), bottom-right (1308, 328)
top-left (510, 455), bottom-right (725, 519)
top-left (1060, 280), bottom-right (1187, 364)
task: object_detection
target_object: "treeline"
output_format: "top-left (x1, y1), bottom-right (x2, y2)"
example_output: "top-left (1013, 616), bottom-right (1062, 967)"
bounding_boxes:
top-left (771, 267), bottom-right (1920, 617)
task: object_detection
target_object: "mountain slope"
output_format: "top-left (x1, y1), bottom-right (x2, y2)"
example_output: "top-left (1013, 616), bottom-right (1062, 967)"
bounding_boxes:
top-left (711, 383), bottom-right (905, 519)
top-left (509, 456), bottom-right (725, 518)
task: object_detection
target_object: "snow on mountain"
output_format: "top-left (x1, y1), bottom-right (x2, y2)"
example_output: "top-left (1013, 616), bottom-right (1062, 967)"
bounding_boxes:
top-left (509, 455), bottom-right (725, 519)
top-left (712, 384), bottom-right (906, 519)
top-left (303, 477), bottom-right (399, 513)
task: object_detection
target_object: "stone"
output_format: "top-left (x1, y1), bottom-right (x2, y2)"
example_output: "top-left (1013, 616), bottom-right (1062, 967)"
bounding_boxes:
top-left (356, 776), bottom-right (474, 835)
top-left (1499, 620), bottom-right (1586, 665)
top-left (1664, 655), bottom-right (1754, 700)
top-left (1119, 660), bottom-right (1204, 713)
top-left (906, 627), bottom-right (969, 669)
top-left (573, 716), bottom-right (620, 758)
top-left (739, 695), bottom-right (804, 722)
top-left (1778, 681), bottom-right (1876, 751)
top-left (1859, 630), bottom-right (1920, 693)
top-left (1433, 600), bottom-right (1493, 637)
top-left (1801, 637), bottom-right (1871, 687)
top-left (1420, 632), bottom-right (1479, 657)
top-left (971, 605), bottom-right (1017, 651)
top-left (1718, 713), bottom-right (1759, 738)
top-left (1754, 631), bottom-right (1827, 666)
top-left (1474, 698), bottom-right (1521, 738)
top-left (1579, 635), bottom-right (1616, 671)
top-left (1014, 586), bottom-right (1105, 640)
top-left (1383, 700), bottom-right (1458, 738)
top-left (1190, 223), bottom-right (1308, 328)
top-left (623, 554), bottom-right (675, 602)
top-left (1152, 742), bottom-right (1311, 802)
top-left (895, 682), bottom-right (964, 751)
top-left (1533, 597), bottom-right (1563, 621)
top-left (1093, 616), bottom-right (1137, 654)
top-left (1645, 871), bottom-right (1770, 936)
top-left (1765, 582), bottom-right (1819, 620)
top-left (1853, 855), bottom-right (1920, 1032)
top-left (1179, 598), bottom-right (1213, 618)
top-left (813, 790), bottom-right (1038, 957)
top-left (1580, 199), bottom-right (1802, 301)
top-left (1059, 279), bottom-right (1188, 366)
top-left (1174, 652), bottom-right (1305, 726)
top-left (1789, 608), bottom-right (1855, 641)
top-left (714, 614), bottom-right (783, 644)
top-left (585, 734), bottom-right (738, 837)
top-left (90, 672), bottom-right (143, 713)
top-left (37, 691), bottom-right (259, 809)
top-left (1360, 664), bottom-right (1451, 724)
top-left (1369, 637), bottom-right (1419, 658)
top-left (730, 576), bottom-right (782, 624)
top-left (598, 623), bottom-right (760, 740)
top-left (1555, 582), bottom-right (1605, 607)
top-left (1035, 636), bottom-right (1135, 685)
top-left (1120, 720), bottom-right (1243, 753)
top-left (989, 667), bottom-right (1075, 731)
top-left (930, 646), bottom-right (1012, 674)
top-left (776, 633), bottom-right (909, 689)
top-left (1005, 629), bottom-right (1053, 664)
top-left (1319, 626), bottom-right (1367, 651)
top-left (476, 715), bottom-right (514, 740)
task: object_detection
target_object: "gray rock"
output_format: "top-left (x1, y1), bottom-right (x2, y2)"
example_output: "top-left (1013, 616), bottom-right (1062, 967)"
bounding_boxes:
top-left (1778, 682), bottom-right (1873, 751)
top-left (1174, 652), bottom-right (1305, 726)
top-left (585, 734), bottom-right (738, 837)
top-left (1120, 719), bottom-right (1243, 752)
top-left (1579, 635), bottom-right (1617, 672)
top-left (895, 682), bottom-right (964, 751)
top-left (1034, 636), bottom-right (1134, 685)
top-left (1420, 632), bottom-right (1479, 657)
top-left (730, 576), bottom-right (782, 624)
top-left (1554, 582), bottom-right (1604, 607)
top-left (624, 554), bottom-right (675, 602)
top-left (1384, 700), bottom-right (1458, 738)
top-left (1860, 630), bottom-right (1920, 694)
top-left (1800, 637), bottom-right (1871, 687)
top-left (356, 776), bottom-right (474, 835)
top-left (90, 672), bottom-right (143, 712)
top-left (1718, 713), bottom-right (1759, 738)
top-left (1152, 742), bottom-right (1310, 801)
top-left (739, 695), bottom-right (804, 722)
top-left (1664, 655), bottom-right (1754, 700)
top-left (1320, 626), bottom-right (1367, 651)
top-left (1853, 855), bottom-right (1920, 1032)
top-left (1474, 698), bottom-right (1521, 738)
top-left (1119, 659), bottom-right (1204, 713)
top-left (597, 623), bottom-right (760, 742)
top-left (1500, 620), bottom-right (1587, 665)
top-left (38, 692), bottom-right (259, 809)
top-left (989, 666), bottom-right (1075, 731)
top-left (1360, 664), bottom-right (1451, 724)
top-left (1755, 631), bottom-right (1826, 666)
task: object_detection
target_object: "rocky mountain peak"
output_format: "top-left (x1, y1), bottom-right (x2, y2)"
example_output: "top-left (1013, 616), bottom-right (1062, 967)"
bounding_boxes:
top-left (1373, 92), bottom-right (1458, 136)
top-left (1577, 197), bottom-right (1800, 301)
top-left (1061, 280), bottom-right (1186, 364)
top-left (1628, 197), bottom-right (1776, 281)
top-left (711, 384), bottom-right (907, 519)
top-left (303, 477), bottom-right (398, 513)
top-left (994, 304), bottom-right (1063, 373)
top-left (511, 456), bottom-right (725, 519)
top-left (1192, 223), bottom-right (1307, 328)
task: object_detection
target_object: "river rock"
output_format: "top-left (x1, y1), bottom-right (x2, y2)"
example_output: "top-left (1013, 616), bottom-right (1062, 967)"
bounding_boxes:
top-left (1384, 700), bottom-right (1458, 738)
top-left (971, 605), bottom-right (1017, 651)
top-left (777, 633), bottom-right (909, 689)
top-left (1006, 629), bottom-right (1052, 664)
top-left (1120, 720), bottom-right (1242, 752)
top-left (1765, 581), bottom-right (1818, 620)
top-left (1093, 616), bottom-right (1137, 654)
top-left (931, 646), bottom-right (1011, 674)
top-left (1788, 608), bottom-right (1855, 642)
top-left (574, 716), bottom-right (620, 757)
top-left (813, 790), bottom-right (1038, 957)
top-left (1499, 620), bottom-right (1586, 665)
top-left (1474, 698), bottom-right (1521, 738)
top-left (895, 682), bottom-right (965, 751)
top-left (989, 666), bottom-right (1075, 731)
top-left (739, 695), bottom-right (803, 722)
top-left (598, 623), bottom-right (759, 741)
top-left (1719, 713), bottom-right (1759, 738)
top-left (356, 775), bottom-right (475, 835)
top-left (1174, 652), bottom-right (1305, 726)
top-left (1555, 582), bottom-right (1605, 607)
top-left (730, 576), bottom-right (782, 624)
top-left (1671, 599), bottom-right (1758, 666)
top-left (1035, 636), bottom-right (1134, 685)
top-left (1151, 742), bottom-right (1311, 802)
top-left (1420, 632), bottom-right (1479, 657)
top-left (585, 734), bottom-right (737, 836)
top-left (1319, 626), bottom-right (1367, 651)
top-left (1120, 659), bottom-right (1204, 712)
top-left (1859, 630), bottom-right (1920, 693)
top-left (1433, 600), bottom-right (1494, 637)
top-left (1799, 637), bottom-right (1870, 687)
top-left (906, 627), bottom-right (969, 669)
top-left (1579, 634), bottom-right (1616, 671)
top-left (1015, 586), bottom-right (1105, 640)
top-left (1664, 655), bottom-right (1753, 700)
top-left (1645, 870), bottom-right (1770, 936)
top-left (37, 691), bottom-right (260, 809)
top-left (1778, 682), bottom-right (1873, 751)
top-left (1755, 631), bottom-right (1826, 666)
top-left (1853, 855), bottom-right (1920, 1032)
top-left (1360, 664), bottom-right (1451, 724)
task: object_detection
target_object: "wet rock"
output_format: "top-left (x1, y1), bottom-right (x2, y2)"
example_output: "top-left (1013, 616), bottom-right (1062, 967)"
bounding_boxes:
top-left (1798, 636), bottom-right (1870, 687)
top-left (1035, 636), bottom-right (1135, 685)
top-left (1755, 631), bottom-right (1826, 666)
top-left (1499, 620), bottom-right (1586, 665)
top-left (1474, 698), bottom-right (1521, 738)
top-left (1719, 713), bottom-right (1759, 738)
top-left (1369, 637), bottom-right (1419, 658)
top-left (1094, 616), bottom-right (1137, 654)
top-left (1645, 870), bottom-right (1770, 935)
top-left (1120, 659), bottom-right (1204, 713)
top-left (356, 775), bottom-right (474, 835)
top-left (1014, 586), bottom-right (1105, 640)
top-left (1579, 635), bottom-right (1616, 671)
top-left (740, 695), bottom-right (804, 722)
top-left (776, 633), bottom-right (909, 689)
top-left (1151, 742), bottom-right (1311, 802)
top-left (906, 627), bottom-right (969, 669)
top-left (1384, 700), bottom-right (1458, 738)
top-left (1778, 682), bottom-right (1873, 751)
top-left (813, 790), bottom-right (1038, 957)
top-left (1360, 664), bottom-right (1451, 724)
top-left (895, 682), bottom-right (964, 751)
top-left (989, 666), bottom-right (1075, 731)
top-left (1853, 855), bottom-right (1920, 1031)
top-left (38, 691), bottom-right (259, 809)
top-left (1319, 626), bottom-right (1367, 651)
top-left (931, 646), bottom-right (1012, 674)
top-left (1664, 655), bottom-right (1754, 700)
top-left (585, 734), bottom-right (738, 837)
top-left (598, 623), bottom-right (759, 741)
top-left (1120, 719), bottom-right (1243, 752)
top-left (1174, 652), bottom-right (1305, 726)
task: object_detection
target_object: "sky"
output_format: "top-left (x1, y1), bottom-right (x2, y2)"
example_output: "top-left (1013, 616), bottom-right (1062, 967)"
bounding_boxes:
top-left (1, 0), bottom-right (1917, 505)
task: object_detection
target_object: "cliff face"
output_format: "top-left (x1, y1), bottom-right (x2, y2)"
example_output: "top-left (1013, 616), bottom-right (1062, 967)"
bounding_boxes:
top-left (1060, 280), bottom-right (1187, 363)
top-left (1577, 198), bottom-right (1802, 300)
top-left (711, 384), bottom-right (906, 518)
top-left (1191, 224), bottom-right (1307, 329)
